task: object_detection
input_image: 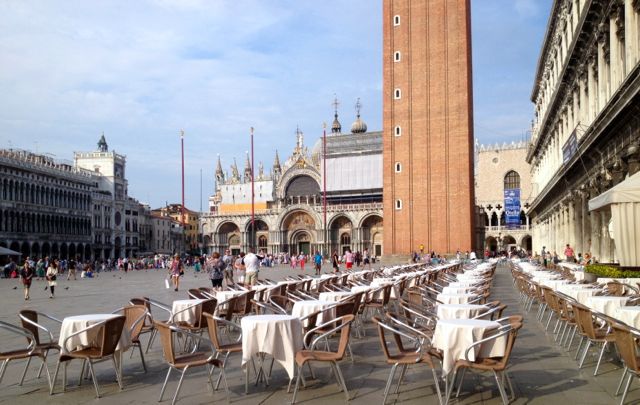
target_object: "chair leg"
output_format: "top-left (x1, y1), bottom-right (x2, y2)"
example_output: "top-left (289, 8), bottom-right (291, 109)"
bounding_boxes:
top-left (493, 370), bottom-right (509, 405)
top-left (431, 368), bottom-right (444, 405)
top-left (455, 368), bottom-right (468, 398)
top-left (146, 329), bottom-right (157, 353)
top-left (40, 357), bottom-right (52, 388)
top-left (87, 360), bottom-right (101, 398)
top-left (579, 340), bottom-right (592, 368)
top-left (291, 364), bottom-right (303, 404)
top-left (575, 336), bottom-right (585, 360)
top-left (62, 362), bottom-right (68, 392)
top-left (159, 367), bottom-right (172, 402)
top-left (0, 360), bottom-right (8, 386)
top-left (215, 352), bottom-right (230, 390)
top-left (383, 364), bottom-right (398, 404)
top-left (78, 359), bottom-right (86, 386)
top-left (616, 367), bottom-right (628, 396)
top-left (50, 360), bottom-right (61, 395)
top-left (620, 371), bottom-right (634, 405)
top-left (333, 362), bottom-right (350, 402)
top-left (19, 356), bottom-right (32, 386)
top-left (444, 369), bottom-right (459, 405)
top-left (395, 364), bottom-right (408, 394)
top-left (112, 357), bottom-right (123, 389)
top-left (594, 342), bottom-right (609, 376)
top-left (172, 367), bottom-right (188, 405)
top-left (138, 343), bottom-right (147, 373)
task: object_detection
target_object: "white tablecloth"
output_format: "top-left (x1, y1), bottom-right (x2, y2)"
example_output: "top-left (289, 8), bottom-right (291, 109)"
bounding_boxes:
top-left (291, 300), bottom-right (336, 327)
top-left (437, 293), bottom-right (477, 305)
top-left (442, 286), bottom-right (475, 295)
top-left (215, 290), bottom-right (247, 303)
top-left (437, 304), bottom-right (489, 320)
top-left (557, 284), bottom-right (602, 304)
top-left (615, 307), bottom-right (640, 329)
top-left (539, 279), bottom-right (571, 289)
top-left (172, 299), bottom-right (206, 324)
top-left (585, 296), bottom-right (629, 318)
top-left (448, 281), bottom-right (478, 288)
top-left (433, 319), bottom-right (507, 374)
top-left (59, 314), bottom-right (131, 354)
top-left (241, 315), bottom-right (303, 378)
top-left (371, 278), bottom-right (398, 299)
top-left (455, 273), bottom-right (486, 282)
top-left (318, 291), bottom-right (354, 302)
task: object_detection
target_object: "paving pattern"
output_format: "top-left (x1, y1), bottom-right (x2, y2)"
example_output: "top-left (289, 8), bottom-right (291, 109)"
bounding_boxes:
top-left (0, 263), bottom-right (637, 404)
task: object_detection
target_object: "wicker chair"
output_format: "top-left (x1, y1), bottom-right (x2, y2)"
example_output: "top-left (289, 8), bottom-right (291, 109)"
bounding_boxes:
top-left (18, 310), bottom-right (61, 383)
top-left (0, 320), bottom-right (53, 387)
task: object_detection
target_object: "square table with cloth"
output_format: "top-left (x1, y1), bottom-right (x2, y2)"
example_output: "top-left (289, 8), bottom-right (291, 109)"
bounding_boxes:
top-left (442, 286), bottom-right (475, 295)
top-left (241, 314), bottom-right (303, 379)
top-left (557, 285), bottom-right (602, 304)
top-left (437, 304), bottom-right (489, 320)
top-left (318, 291), bottom-right (355, 302)
top-left (59, 314), bottom-right (131, 354)
top-left (433, 318), bottom-right (507, 374)
top-left (171, 299), bottom-right (206, 324)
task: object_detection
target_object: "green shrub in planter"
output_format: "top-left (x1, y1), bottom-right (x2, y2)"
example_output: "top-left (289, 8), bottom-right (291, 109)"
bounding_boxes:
top-left (585, 264), bottom-right (640, 279)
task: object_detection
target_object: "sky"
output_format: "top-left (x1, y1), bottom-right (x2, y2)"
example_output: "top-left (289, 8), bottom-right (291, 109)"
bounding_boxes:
top-left (0, 0), bottom-right (552, 211)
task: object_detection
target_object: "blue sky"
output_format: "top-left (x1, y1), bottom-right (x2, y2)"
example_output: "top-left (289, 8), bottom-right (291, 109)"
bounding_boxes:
top-left (0, 0), bottom-right (551, 210)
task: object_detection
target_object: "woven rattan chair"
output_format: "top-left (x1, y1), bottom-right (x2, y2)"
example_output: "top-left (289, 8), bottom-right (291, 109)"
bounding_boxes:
top-left (0, 320), bottom-right (52, 387)
top-left (18, 309), bottom-right (61, 383)
top-left (187, 289), bottom-right (209, 299)
top-left (291, 315), bottom-right (355, 403)
top-left (572, 302), bottom-right (616, 375)
top-left (372, 316), bottom-right (442, 404)
top-left (50, 315), bottom-right (126, 398)
top-left (445, 320), bottom-right (523, 405)
top-left (611, 322), bottom-right (640, 404)
top-left (155, 321), bottom-right (228, 405)
top-left (129, 297), bottom-right (157, 353)
top-left (112, 305), bottom-right (150, 372)
top-left (203, 313), bottom-right (245, 390)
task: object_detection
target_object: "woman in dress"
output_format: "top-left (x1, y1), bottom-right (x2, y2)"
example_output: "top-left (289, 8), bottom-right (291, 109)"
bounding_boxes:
top-left (169, 254), bottom-right (183, 292)
top-left (46, 259), bottom-right (59, 299)
top-left (207, 252), bottom-right (225, 290)
top-left (298, 253), bottom-right (306, 271)
top-left (332, 250), bottom-right (340, 273)
top-left (20, 259), bottom-right (34, 300)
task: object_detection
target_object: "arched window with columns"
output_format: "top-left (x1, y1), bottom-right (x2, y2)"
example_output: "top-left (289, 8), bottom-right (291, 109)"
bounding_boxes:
top-left (504, 170), bottom-right (520, 190)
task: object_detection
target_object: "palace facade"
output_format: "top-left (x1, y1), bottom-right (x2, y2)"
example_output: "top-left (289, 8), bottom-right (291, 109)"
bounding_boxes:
top-left (527, 0), bottom-right (640, 263)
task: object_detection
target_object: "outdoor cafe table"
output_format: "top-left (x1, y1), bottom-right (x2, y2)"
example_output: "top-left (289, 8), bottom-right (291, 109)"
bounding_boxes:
top-left (448, 281), bottom-right (479, 288)
top-left (318, 291), bottom-right (355, 302)
top-left (556, 284), bottom-right (602, 303)
top-left (585, 296), bottom-right (629, 318)
top-left (539, 279), bottom-right (571, 290)
top-left (455, 273), bottom-right (486, 283)
top-left (371, 278), bottom-right (399, 299)
top-left (59, 314), bottom-right (132, 354)
top-left (291, 300), bottom-right (337, 327)
top-left (241, 314), bottom-right (303, 383)
top-left (436, 304), bottom-right (488, 320)
top-left (437, 293), bottom-right (477, 305)
top-left (171, 298), bottom-right (206, 324)
top-left (615, 307), bottom-right (640, 329)
top-left (433, 318), bottom-right (507, 374)
top-left (441, 286), bottom-right (475, 295)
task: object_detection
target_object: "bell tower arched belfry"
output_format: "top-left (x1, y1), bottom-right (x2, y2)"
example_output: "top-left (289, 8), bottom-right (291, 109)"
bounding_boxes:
top-left (383, 0), bottom-right (475, 255)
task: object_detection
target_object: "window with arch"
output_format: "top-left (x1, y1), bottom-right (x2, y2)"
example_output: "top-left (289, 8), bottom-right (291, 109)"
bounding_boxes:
top-left (258, 235), bottom-right (268, 248)
top-left (503, 170), bottom-right (520, 190)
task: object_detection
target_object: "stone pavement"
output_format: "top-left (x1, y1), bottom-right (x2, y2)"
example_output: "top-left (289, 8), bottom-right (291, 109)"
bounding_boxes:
top-left (0, 263), bottom-right (638, 404)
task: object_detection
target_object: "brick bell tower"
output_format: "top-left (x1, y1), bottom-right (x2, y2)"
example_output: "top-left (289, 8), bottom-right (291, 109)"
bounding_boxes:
top-left (383, 0), bottom-right (475, 256)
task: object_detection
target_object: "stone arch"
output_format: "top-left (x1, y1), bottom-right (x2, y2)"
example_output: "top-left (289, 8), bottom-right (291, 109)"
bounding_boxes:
top-left (360, 213), bottom-right (383, 256)
top-left (31, 242), bottom-right (40, 258)
top-left (217, 221), bottom-right (241, 254)
top-left (285, 175), bottom-right (320, 198)
top-left (521, 234), bottom-right (532, 252)
top-left (276, 206), bottom-right (321, 231)
top-left (276, 166), bottom-right (321, 200)
top-left (244, 219), bottom-right (269, 251)
top-left (329, 214), bottom-right (353, 254)
top-left (485, 236), bottom-right (498, 253)
top-left (280, 209), bottom-right (317, 255)
top-left (20, 241), bottom-right (30, 258)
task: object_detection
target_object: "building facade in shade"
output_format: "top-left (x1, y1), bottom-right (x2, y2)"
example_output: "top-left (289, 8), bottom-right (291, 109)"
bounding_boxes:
top-left (0, 149), bottom-right (94, 259)
top-left (475, 141), bottom-right (534, 255)
top-left (527, 0), bottom-right (640, 263)
top-left (382, 0), bottom-right (475, 255)
top-left (201, 106), bottom-right (384, 257)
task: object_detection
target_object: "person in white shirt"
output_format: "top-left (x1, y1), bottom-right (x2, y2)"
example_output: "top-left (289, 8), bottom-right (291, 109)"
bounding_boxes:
top-left (243, 249), bottom-right (264, 286)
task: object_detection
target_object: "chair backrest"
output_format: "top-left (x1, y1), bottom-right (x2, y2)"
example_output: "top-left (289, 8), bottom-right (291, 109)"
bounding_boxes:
top-left (612, 322), bottom-right (640, 372)
top-left (240, 290), bottom-right (256, 315)
top-left (188, 289), bottom-right (208, 299)
top-left (269, 295), bottom-right (290, 313)
top-left (220, 296), bottom-right (238, 322)
top-left (334, 315), bottom-right (355, 360)
top-left (0, 321), bottom-right (36, 355)
top-left (572, 303), bottom-right (598, 339)
top-left (100, 315), bottom-right (126, 357)
top-left (607, 282), bottom-right (625, 297)
top-left (203, 313), bottom-right (224, 350)
top-left (122, 305), bottom-right (148, 341)
top-left (199, 298), bottom-right (217, 325)
top-left (154, 321), bottom-right (176, 364)
top-left (19, 310), bottom-right (41, 345)
top-left (372, 316), bottom-right (407, 360)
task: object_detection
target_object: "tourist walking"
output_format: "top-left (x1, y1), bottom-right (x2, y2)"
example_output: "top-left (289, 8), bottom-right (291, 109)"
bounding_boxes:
top-left (234, 252), bottom-right (246, 284)
top-left (290, 254), bottom-right (297, 269)
top-left (313, 251), bottom-right (322, 275)
top-left (207, 253), bottom-right (224, 290)
top-left (36, 257), bottom-right (46, 280)
top-left (244, 249), bottom-right (261, 286)
top-left (45, 260), bottom-right (58, 299)
top-left (20, 259), bottom-right (34, 300)
top-left (564, 244), bottom-right (575, 262)
top-left (344, 249), bottom-right (354, 270)
top-left (332, 250), bottom-right (340, 273)
top-left (363, 248), bottom-right (371, 270)
top-left (298, 253), bottom-right (306, 271)
top-left (222, 249), bottom-right (234, 286)
top-left (169, 254), bottom-right (183, 292)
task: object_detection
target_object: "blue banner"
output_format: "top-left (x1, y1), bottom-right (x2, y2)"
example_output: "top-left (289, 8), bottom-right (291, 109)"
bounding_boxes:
top-left (504, 189), bottom-right (521, 228)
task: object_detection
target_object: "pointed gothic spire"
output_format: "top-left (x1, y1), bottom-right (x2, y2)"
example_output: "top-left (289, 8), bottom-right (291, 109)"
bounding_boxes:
top-left (97, 132), bottom-right (108, 152)
top-left (331, 94), bottom-right (341, 134)
top-left (273, 150), bottom-right (281, 175)
top-left (215, 154), bottom-right (224, 183)
top-left (244, 151), bottom-right (252, 182)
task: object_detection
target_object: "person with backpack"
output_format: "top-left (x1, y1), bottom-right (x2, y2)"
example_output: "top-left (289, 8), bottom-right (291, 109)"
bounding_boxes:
top-left (207, 252), bottom-right (225, 290)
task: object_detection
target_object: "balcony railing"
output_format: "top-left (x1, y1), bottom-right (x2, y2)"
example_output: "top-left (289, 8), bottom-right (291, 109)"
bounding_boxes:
top-left (484, 225), bottom-right (530, 232)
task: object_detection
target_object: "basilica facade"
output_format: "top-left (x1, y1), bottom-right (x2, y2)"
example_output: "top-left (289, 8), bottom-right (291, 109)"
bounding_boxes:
top-left (201, 106), bottom-right (384, 258)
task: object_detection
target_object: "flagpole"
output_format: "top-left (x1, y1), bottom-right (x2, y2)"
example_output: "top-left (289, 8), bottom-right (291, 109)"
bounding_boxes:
top-left (323, 122), bottom-right (327, 257)
top-left (250, 127), bottom-right (255, 251)
top-left (181, 129), bottom-right (186, 254)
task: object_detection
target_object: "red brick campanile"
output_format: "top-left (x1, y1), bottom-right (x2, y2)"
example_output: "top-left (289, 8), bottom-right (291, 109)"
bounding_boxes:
top-left (383, 0), bottom-right (475, 255)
